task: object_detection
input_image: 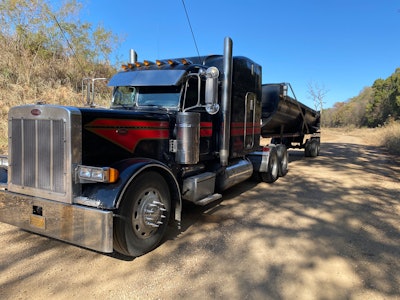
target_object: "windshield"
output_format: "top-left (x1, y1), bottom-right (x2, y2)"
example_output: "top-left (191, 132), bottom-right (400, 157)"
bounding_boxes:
top-left (111, 86), bottom-right (181, 109)
top-left (137, 86), bottom-right (181, 108)
top-left (112, 86), bottom-right (136, 107)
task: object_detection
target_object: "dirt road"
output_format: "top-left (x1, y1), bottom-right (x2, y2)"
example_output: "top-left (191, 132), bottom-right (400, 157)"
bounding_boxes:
top-left (1, 129), bottom-right (399, 299)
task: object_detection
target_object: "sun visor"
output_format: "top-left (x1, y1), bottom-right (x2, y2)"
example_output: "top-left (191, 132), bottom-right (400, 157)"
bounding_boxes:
top-left (108, 69), bottom-right (187, 86)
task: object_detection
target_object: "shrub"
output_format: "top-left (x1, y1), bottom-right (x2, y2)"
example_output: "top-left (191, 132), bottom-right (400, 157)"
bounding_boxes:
top-left (378, 121), bottom-right (400, 155)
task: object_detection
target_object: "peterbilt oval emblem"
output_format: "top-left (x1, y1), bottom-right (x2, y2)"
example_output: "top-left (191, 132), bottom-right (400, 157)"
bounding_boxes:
top-left (31, 109), bottom-right (42, 116)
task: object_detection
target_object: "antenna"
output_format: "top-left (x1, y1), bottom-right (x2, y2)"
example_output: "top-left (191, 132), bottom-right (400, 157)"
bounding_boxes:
top-left (181, 0), bottom-right (201, 60)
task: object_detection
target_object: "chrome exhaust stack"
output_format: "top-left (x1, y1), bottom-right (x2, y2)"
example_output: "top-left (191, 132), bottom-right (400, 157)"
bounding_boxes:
top-left (220, 37), bottom-right (233, 167)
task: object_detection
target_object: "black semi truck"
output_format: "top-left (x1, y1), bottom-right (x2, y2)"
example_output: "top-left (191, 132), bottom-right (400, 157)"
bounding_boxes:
top-left (0, 37), bottom-right (320, 257)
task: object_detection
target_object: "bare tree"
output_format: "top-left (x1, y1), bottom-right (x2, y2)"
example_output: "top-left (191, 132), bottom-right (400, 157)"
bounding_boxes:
top-left (307, 81), bottom-right (328, 126)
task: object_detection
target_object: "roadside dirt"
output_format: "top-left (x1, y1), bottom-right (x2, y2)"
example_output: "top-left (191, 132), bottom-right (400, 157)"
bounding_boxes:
top-left (0, 128), bottom-right (399, 299)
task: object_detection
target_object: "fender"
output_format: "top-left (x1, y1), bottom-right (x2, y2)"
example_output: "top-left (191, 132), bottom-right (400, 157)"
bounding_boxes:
top-left (247, 144), bottom-right (276, 172)
top-left (81, 158), bottom-right (182, 222)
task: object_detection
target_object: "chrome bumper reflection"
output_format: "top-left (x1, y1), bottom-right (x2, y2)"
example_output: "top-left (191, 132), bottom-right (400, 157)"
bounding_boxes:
top-left (0, 190), bottom-right (113, 253)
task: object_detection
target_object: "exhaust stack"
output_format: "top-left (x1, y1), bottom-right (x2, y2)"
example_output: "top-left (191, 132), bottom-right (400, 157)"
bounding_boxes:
top-left (220, 37), bottom-right (233, 167)
top-left (129, 49), bottom-right (137, 64)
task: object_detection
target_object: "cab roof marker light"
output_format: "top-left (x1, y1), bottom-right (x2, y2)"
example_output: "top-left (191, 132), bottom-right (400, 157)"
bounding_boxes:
top-left (143, 60), bottom-right (154, 66)
top-left (181, 58), bottom-right (192, 65)
top-left (168, 59), bottom-right (179, 66)
top-left (135, 61), bottom-right (142, 68)
top-left (128, 63), bottom-right (134, 69)
top-left (156, 60), bottom-right (164, 66)
top-left (121, 64), bottom-right (129, 71)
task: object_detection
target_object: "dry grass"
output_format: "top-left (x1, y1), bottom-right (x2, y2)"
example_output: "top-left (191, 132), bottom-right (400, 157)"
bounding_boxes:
top-left (0, 84), bottom-right (111, 154)
top-left (0, 35), bottom-right (114, 155)
top-left (0, 123), bottom-right (7, 154)
top-left (376, 121), bottom-right (400, 155)
top-left (355, 122), bottom-right (400, 155)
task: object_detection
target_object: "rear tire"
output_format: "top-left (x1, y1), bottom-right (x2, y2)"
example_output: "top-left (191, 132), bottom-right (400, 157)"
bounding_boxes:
top-left (113, 171), bottom-right (171, 257)
top-left (261, 147), bottom-right (279, 183)
top-left (305, 138), bottom-right (319, 157)
top-left (315, 137), bottom-right (321, 156)
top-left (276, 144), bottom-right (288, 177)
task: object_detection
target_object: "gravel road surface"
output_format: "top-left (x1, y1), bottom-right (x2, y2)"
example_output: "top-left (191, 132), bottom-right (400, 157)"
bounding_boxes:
top-left (1, 129), bottom-right (399, 299)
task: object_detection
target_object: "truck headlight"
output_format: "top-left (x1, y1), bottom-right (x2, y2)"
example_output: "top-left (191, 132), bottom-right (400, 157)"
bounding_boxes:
top-left (77, 165), bottom-right (119, 183)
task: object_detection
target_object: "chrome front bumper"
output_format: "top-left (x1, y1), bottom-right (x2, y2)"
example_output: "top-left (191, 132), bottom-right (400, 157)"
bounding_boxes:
top-left (0, 190), bottom-right (113, 253)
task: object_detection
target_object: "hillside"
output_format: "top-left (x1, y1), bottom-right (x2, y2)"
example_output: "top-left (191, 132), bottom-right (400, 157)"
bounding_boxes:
top-left (323, 68), bottom-right (400, 128)
top-left (0, 0), bottom-right (119, 153)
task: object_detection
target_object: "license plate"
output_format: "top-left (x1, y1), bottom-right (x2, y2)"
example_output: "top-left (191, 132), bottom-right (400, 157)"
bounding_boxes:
top-left (30, 214), bottom-right (46, 229)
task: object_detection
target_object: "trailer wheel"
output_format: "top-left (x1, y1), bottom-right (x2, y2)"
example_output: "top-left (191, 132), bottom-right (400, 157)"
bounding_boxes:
top-left (276, 144), bottom-right (288, 177)
top-left (315, 137), bottom-right (321, 156)
top-left (305, 139), bottom-right (319, 157)
top-left (261, 147), bottom-right (279, 183)
top-left (304, 142), bottom-right (310, 157)
top-left (114, 171), bottom-right (171, 257)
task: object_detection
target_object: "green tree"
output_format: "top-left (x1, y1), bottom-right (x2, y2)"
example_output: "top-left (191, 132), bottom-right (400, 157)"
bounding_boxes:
top-left (323, 87), bottom-right (372, 128)
top-left (367, 69), bottom-right (400, 126)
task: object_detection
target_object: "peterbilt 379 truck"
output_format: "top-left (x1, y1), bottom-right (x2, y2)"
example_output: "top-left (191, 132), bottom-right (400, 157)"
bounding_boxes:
top-left (0, 37), bottom-right (320, 257)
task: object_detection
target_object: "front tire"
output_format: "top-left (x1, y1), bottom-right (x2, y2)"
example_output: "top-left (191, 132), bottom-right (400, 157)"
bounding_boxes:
top-left (114, 171), bottom-right (171, 257)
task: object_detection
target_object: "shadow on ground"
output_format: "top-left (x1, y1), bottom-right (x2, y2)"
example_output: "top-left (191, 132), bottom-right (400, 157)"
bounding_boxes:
top-left (0, 141), bottom-right (399, 299)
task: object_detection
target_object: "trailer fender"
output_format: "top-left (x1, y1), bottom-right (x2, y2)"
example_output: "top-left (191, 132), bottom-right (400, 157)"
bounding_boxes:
top-left (81, 158), bottom-right (182, 223)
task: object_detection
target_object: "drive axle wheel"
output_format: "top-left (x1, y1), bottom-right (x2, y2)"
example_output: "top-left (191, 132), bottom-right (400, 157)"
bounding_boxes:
top-left (261, 147), bottom-right (279, 183)
top-left (114, 171), bottom-right (171, 257)
top-left (276, 144), bottom-right (288, 177)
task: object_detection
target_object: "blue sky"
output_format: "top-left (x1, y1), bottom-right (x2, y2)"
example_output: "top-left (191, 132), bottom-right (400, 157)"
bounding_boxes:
top-left (81, 0), bottom-right (400, 109)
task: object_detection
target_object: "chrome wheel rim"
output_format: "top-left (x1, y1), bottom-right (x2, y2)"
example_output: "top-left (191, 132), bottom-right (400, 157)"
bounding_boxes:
top-left (132, 188), bottom-right (167, 239)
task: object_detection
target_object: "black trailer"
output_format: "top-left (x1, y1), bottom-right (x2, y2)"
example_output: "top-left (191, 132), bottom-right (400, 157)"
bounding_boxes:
top-left (261, 83), bottom-right (321, 157)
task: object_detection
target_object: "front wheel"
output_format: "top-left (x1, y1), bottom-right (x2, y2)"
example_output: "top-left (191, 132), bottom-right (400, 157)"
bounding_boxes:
top-left (113, 171), bottom-right (171, 257)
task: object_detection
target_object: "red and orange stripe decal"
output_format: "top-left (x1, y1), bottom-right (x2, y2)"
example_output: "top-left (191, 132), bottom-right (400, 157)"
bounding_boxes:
top-left (200, 122), bottom-right (213, 137)
top-left (230, 122), bottom-right (261, 136)
top-left (85, 119), bottom-right (170, 153)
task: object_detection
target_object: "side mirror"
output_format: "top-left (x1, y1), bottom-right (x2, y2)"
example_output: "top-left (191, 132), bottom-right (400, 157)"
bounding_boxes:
top-left (205, 67), bottom-right (220, 115)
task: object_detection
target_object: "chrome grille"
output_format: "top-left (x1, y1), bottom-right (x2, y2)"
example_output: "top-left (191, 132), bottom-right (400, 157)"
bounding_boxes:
top-left (11, 118), bottom-right (66, 193)
top-left (8, 105), bottom-right (82, 203)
